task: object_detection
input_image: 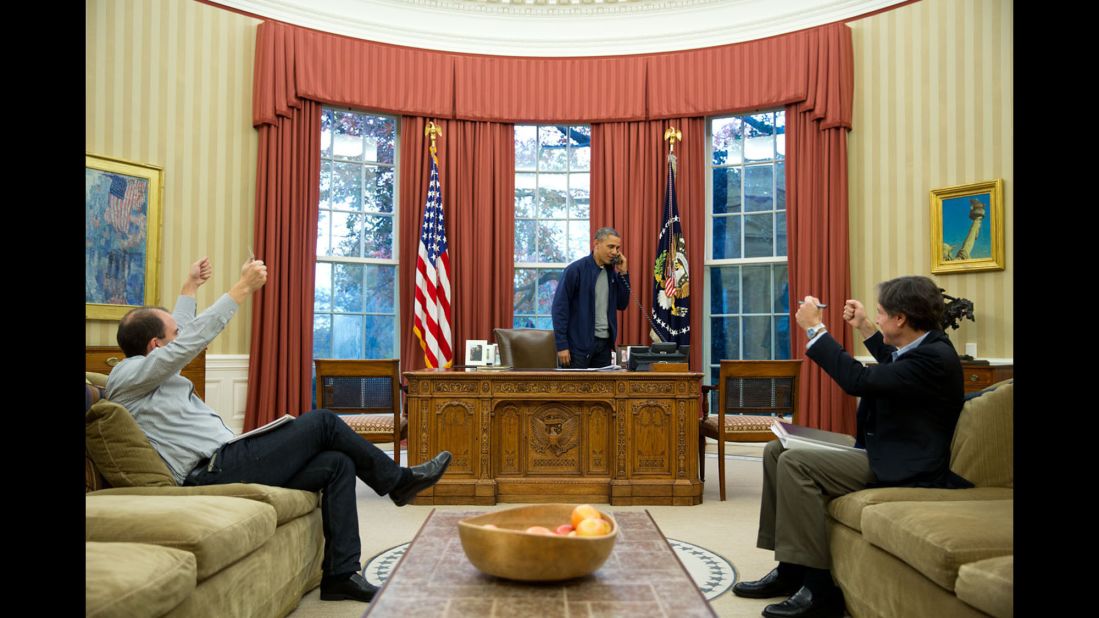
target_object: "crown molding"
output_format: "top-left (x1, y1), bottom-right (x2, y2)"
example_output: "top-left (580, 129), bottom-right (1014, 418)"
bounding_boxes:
top-left (210, 0), bottom-right (905, 56)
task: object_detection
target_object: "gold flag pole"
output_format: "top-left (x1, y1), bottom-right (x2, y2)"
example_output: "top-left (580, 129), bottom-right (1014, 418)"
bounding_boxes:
top-left (663, 126), bottom-right (682, 174)
top-left (425, 121), bottom-right (443, 164)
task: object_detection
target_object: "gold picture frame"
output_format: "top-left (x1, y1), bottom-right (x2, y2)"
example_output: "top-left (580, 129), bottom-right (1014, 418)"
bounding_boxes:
top-left (86, 154), bottom-right (163, 320)
top-left (929, 179), bottom-right (1004, 274)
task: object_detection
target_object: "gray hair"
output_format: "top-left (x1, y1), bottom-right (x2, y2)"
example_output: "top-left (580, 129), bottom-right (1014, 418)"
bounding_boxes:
top-left (594, 227), bottom-right (621, 241)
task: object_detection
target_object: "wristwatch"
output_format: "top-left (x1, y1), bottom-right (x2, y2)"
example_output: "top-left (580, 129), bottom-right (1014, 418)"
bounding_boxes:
top-left (806, 324), bottom-right (827, 340)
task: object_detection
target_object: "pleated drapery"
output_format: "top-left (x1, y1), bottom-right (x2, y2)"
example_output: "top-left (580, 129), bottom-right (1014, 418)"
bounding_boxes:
top-left (248, 19), bottom-right (857, 432)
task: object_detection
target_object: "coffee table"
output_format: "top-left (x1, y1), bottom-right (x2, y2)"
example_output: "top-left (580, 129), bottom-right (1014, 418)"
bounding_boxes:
top-left (364, 509), bottom-right (716, 616)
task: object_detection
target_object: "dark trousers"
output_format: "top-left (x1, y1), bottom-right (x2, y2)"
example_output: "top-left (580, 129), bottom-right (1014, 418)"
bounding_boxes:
top-left (184, 409), bottom-right (403, 577)
top-left (569, 337), bottom-right (613, 368)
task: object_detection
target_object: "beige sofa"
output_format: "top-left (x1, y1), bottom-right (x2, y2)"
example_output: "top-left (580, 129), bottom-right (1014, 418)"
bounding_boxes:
top-left (85, 373), bottom-right (324, 618)
top-left (828, 379), bottom-right (1014, 618)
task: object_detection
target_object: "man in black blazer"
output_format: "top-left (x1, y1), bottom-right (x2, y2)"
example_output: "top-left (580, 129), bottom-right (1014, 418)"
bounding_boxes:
top-left (732, 276), bottom-right (971, 618)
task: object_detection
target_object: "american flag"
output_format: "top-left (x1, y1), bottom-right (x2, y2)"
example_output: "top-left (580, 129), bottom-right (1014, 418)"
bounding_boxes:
top-left (106, 175), bottom-right (146, 233)
top-left (412, 154), bottom-right (454, 368)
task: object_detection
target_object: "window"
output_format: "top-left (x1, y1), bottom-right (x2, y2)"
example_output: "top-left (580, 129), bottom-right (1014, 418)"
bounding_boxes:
top-left (314, 108), bottom-right (399, 359)
top-left (513, 125), bottom-right (591, 328)
top-left (705, 111), bottom-right (789, 398)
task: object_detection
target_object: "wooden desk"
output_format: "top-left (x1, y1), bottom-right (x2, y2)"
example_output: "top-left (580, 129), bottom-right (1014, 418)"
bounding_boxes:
top-left (960, 363), bottom-right (1013, 393)
top-left (86, 346), bottom-right (207, 400)
top-left (404, 369), bottom-right (704, 506)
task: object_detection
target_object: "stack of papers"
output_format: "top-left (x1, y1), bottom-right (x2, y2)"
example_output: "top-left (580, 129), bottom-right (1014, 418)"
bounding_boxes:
top-left (770, 420), bottom-right (862, 453)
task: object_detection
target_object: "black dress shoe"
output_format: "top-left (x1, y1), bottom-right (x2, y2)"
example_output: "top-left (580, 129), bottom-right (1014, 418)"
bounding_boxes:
top-left (733, 567), bottom-right (803, 599)
top-left (390, 451), bottom-right (452, 506)
top-left (762, 586), bottom-right (844, 618)
top-left (320, 573), bottom-right (378, 602)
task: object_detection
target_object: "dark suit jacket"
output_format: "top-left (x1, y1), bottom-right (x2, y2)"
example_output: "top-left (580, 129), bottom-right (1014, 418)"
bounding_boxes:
top-left (806, 329), bottom-right (971, 488)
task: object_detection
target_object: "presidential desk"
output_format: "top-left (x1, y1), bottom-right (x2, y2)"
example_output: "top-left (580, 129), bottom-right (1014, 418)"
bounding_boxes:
top-left (403, 369), bottom-right (704, 506)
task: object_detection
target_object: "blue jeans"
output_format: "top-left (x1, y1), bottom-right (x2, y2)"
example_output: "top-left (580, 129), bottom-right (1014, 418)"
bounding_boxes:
top-left (184, 409), bottom-right (403, 577)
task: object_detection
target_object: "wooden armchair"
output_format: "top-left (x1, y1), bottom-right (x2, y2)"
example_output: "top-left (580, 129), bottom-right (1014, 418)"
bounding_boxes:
top-left (699, 359), bottom-right (802, 501)
top-left (314, 359), bottom-right (408, 465)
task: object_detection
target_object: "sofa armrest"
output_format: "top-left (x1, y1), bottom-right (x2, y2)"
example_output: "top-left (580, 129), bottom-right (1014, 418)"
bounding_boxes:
top-left (89, 483), bottom-right (319, 525)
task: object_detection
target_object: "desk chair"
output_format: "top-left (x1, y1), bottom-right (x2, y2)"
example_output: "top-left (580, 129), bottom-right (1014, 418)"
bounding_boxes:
top-left (699, 359), bottom-right (802, 500)
top-left (493, 328), bottom-right (558, 369)
top-left (314, 359), bottom-right (408, 465)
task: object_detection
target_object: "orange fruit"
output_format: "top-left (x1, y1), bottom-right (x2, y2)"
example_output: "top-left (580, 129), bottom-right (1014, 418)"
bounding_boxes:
top-left (524, 526), bottom-right (555, 536)
top-left (570, 504), bottom-right (602, 528)
top-left (575, 517), bottom-right (609, 537)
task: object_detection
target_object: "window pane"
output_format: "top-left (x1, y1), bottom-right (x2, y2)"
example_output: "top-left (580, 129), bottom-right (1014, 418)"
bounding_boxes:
top-left (315, 262), bottom-right (332, 311)
top-left (712, 215), bottom-right (742, 260)
top-left (745, 213), bottom-right (775, 258)
top-left (515, 125), bottom-right (537, 171)
top-left (776, 112), bottom-right (786, 160)
top-left (333, 263), bottom-right (364, 313)
top-left (710, 316), bottom-right (739, 360)
top-left (515, 173), bottom-right (536, 218)
top-left (744, 113), bottom-right (775, 162)
top-left (776, 162), bottom-right (786, 211)
top-left (711, 117), bottom-right (742, 166)
top-left (537, 173), bottom-right (568, 219)
top-left (316, 210), bottom-right (331, 257)
top-left (569, 173), bottom-right (590, 219)
top-left (569, 127), bottom-right (591, 172)
top-left (775, 316), bottom-right (791, 360)
top-left (333, 314), bottom-right (363, 358)
top-left (514, 315), bottom-right (536, 328)
top-left (531, 317), bottom-right (553, 330)
top-left (712, 167), bottom-right (742, 215)
top-left (362, 215), bottom-right (394, 259)
top-left (537, 220), bottom-right (568, 263)
top-left (515, 220), bottom-right (536, 262)
top-left (568, 221), bottom-right (589, 261)
top-left (744, 165), bottom-right (773, 213)
top-left (364, 265), bottom-right (396, 313)
top-left (330, 211), bottom-right (361, 258)
top-left (776, 211), bottom-right (787, 258)
top-left (363, 167), bottom-right (394, 214)
top-left (538, 126), bottom-right (568, 172)
top-left (320, 109), bottom-right (334, 155)
top-left (364, 315), bottom-right (395, 358)
top-left (709, 266), bottom-right (740, 314)
top-left (330, 162), bottom-right (363, 211)
top-left (314, 314), bottom-right (332, 358)
top-left (742, 316), bottom-right (772, 359)
top-left (536, 269), bottom-right (562, 315)
top-left (773, 264), bottom-right (789, 313)
top-left (320, 160), bottom-right (333, 208)
top-left (363, 116), bottom-right (396, 165)
top-left (332, 112), bottom-right (364, 160)
top-left (742, 265), bottom-right (771, 313)
top-left (513, 269), bottom-right (537, 314)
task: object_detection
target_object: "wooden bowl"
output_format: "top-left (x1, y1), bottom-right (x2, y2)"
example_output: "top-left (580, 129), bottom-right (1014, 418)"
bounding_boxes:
top-left (457, 504), bottom-right (618, 581)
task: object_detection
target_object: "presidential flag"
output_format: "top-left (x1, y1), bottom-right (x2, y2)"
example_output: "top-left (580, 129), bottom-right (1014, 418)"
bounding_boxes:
top-left (412, 153), bottom-right (454, 368)
top-left (651, 154), bottom-right (690, 346)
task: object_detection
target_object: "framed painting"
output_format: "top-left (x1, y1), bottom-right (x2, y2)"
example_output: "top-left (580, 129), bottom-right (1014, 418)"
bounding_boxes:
top-left (930, 179), bottom-right (1005, 274)
top-left (86, 154), bottom-right (163, 319)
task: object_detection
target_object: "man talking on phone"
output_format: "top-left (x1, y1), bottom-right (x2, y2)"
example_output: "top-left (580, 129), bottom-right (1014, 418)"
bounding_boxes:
top-left (551, 227), bottom-right (630, 368)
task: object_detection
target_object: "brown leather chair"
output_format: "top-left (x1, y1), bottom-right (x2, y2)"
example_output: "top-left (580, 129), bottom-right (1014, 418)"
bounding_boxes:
top-left (699, 359), bottom-right (802, 500)
top-left (493, 328), bottom-right (558, 369)
top-left (314, 359), bottom-right (408, 465)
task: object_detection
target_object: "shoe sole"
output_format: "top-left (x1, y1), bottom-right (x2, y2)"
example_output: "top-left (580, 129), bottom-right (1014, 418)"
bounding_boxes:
top-left (731, 585), bottom-right (802, 599)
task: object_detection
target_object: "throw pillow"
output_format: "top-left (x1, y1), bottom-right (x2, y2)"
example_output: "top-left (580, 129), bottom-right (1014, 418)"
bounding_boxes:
top-left (86, 399), bottom-right (176, 487)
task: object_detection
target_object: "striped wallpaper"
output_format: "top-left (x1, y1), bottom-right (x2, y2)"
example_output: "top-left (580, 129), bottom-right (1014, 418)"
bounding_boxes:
top-left (85, 0), bottom-right (261, 354)
top-left (847, 0), bottom-right (1013, 359)
top-left (86, 0), bottom-right (1013, 360)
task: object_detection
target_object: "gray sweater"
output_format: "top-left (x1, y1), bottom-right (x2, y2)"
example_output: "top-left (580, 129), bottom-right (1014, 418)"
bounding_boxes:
top-left (105, 294), bottom-right (238, 484)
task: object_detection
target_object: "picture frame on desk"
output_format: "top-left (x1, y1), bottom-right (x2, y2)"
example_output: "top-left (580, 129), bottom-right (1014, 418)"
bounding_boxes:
top-left (929, 179), bottom-right (1005, 274)
top-left (85, 154), bottom-right (163, 320)
top-left (465, 340), bottom-right (492, 366)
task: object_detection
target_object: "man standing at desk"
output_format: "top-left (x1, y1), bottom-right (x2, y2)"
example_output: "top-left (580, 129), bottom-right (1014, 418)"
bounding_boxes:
top-left (552, 227), bottom-right (630, 368)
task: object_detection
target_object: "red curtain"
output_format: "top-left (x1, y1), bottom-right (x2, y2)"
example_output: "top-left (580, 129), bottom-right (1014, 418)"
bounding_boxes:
top-left (785, 23), bottom-right (857, 434)
top-left (243, 100), bottom-right (321, 430)
top-left (590, 118), bottom-right (705, 373)
top-left (398, 117), bottom-right (516, 375)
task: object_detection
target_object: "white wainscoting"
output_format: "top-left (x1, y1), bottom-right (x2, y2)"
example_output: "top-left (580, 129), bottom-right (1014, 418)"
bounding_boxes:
top-left (204, 355), bottom-right (250, 434)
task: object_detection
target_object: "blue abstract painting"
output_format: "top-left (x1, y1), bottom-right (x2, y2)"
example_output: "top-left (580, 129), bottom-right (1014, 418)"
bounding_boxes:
top-left (86, 169), bottom-right (149, 305)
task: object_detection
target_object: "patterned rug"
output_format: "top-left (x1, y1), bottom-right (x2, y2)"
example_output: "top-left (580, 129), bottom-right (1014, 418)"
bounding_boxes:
top-left (363, 537), bottom-right (736, 601)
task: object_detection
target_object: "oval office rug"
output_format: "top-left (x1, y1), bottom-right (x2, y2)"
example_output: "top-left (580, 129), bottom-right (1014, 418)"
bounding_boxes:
top-left (364, 537), bottom-right (736, 600)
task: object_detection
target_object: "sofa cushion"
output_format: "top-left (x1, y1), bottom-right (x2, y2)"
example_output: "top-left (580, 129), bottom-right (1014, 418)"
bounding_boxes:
top-left (86, 399), bottom-right (176, 488)
top-left (86, 541), bottom-right (196, 618)
top-left (829, 486), bottom-right (1013, 532)
top-left (861, 499), bottom-right (1013, 591)
top-left (951, 379), bottom-right (1013, 488)
top-left (89, 483), bottom-right (319, 526)
top-left (956, 555), bottom-right (1013, 618)
top-left (86, 495), bottom-right (277, 581)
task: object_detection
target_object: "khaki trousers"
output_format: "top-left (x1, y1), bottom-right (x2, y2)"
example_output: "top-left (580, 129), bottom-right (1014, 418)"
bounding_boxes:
top-left (757, 439), bottom-right (874, 570)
